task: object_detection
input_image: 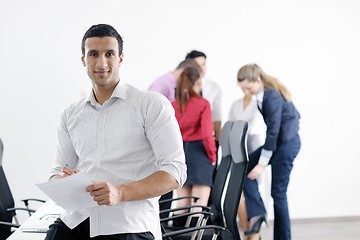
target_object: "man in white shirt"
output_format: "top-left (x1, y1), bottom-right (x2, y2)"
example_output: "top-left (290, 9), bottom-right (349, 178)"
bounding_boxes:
top-left (45, 24), bottom-right (187, 240)
top-left (185, 50), bottom-right (222, 159)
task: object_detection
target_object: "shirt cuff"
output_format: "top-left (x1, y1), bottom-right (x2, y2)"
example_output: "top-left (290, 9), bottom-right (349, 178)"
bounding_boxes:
top-left (258, 149), bottom-right (273, 166)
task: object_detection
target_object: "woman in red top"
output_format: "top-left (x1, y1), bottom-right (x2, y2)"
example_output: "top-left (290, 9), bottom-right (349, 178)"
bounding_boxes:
top-left (172, 65), bottom-right (217, 223)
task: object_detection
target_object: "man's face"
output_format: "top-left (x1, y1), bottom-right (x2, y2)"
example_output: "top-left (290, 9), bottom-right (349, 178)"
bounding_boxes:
top-left (193, 56), bottom-right (207, 78)
top-left (81, 37), bottom-right (123, 87)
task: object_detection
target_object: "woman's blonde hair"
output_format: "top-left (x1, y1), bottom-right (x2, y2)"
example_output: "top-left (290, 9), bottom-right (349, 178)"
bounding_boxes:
top-left (237, 64), bottom-right (291, 101)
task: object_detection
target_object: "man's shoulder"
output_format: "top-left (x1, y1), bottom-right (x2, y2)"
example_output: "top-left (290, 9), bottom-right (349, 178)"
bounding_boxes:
top-left (127, 84), bottom-right (170, 105)
top-left (64, 96), bottom-right (88, 113)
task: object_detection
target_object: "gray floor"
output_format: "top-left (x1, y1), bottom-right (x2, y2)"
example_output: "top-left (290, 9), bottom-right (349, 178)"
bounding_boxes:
top-left (248, 217), bottom-right (360, 240)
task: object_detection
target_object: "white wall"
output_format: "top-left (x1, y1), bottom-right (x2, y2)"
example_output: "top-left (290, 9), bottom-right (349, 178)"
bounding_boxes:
top-left (1, 0), bottom-right (360, 222)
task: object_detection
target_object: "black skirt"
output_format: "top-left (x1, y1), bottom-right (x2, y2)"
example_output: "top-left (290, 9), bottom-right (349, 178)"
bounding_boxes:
top-left (183, 141), bottom-right (215, 186)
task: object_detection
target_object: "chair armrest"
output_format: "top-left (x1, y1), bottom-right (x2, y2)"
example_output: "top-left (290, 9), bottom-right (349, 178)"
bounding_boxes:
top-left (7, 207), bottom-right (36, 215)
top-left (0, 220), bottom-right (21, 228)
top-left (159, 196), bottom-right (199, 204)
top-left (21, 198), bottom-right (46, 207)
top-left (160, 211), bottom-right (213, 223)
top-left (160, 205), bottom-right (211, 215)
top-left (162, 225), bottom-right (226, 239)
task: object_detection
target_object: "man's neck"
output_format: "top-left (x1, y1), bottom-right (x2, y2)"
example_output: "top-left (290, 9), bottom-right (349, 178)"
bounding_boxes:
top-left (92, 81), bottom-right (119, 105)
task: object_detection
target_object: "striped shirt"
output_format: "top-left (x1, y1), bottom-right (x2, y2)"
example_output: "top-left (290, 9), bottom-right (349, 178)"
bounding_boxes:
top-left (50, 81), bottom-right (187, 239)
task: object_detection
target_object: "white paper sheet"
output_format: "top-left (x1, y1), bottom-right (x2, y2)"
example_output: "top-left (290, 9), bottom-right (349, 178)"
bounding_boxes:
top-left (36, 172), bottom-right (98, 212)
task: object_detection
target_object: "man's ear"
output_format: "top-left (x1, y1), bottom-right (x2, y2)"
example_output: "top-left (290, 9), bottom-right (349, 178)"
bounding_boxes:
top-left (81, 55), bottom-right (86, 66)
top-left (119, 53), bottom-right (124, 63)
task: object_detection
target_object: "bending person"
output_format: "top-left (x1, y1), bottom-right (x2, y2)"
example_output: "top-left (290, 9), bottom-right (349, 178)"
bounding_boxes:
top-left (237, 64), bottom-right (301, 240)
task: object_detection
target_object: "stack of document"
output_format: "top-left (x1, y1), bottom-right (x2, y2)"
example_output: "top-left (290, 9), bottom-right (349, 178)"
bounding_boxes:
top-left (36, 172), bottom-right (97, 213)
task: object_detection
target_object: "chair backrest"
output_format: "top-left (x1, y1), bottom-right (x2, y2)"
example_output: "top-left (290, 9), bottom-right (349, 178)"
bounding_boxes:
top-left (208, 121), bottom-right (234, 225)
top-left (0, 138), bottom-right (16, 240)
top-left (221, 120), bottom-right (249, 240)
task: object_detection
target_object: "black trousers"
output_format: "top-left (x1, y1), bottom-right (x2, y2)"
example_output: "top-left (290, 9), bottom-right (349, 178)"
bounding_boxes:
top-left (45, 218), bottom-right (154, 240)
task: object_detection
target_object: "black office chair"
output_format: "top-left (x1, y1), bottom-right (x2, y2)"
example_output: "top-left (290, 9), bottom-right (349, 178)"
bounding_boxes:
top-left (162, 120), bottom-right (249, 240)
top-left (160, 121), bottom-right (234, 234)
top-left (0, 137), bottom-right (45, 240)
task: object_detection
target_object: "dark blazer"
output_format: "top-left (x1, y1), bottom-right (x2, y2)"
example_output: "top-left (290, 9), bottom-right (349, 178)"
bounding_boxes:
top-left (261, 89), bottom-right (300, 151)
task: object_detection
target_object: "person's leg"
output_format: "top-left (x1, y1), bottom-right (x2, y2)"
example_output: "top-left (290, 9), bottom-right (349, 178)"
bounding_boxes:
top-left (174, 185), bottom-right (192, 214)
top-left (243, 148), bottom-right (267, 219)
top-left (187, 185), bottom-right (211, 227)
top-left (270, 135), bottom-right (300, 240)
top-left (172, 185), bottom-right (192, 227)
top-left (191, 185), bottom-right (211, 213)
top-left (45, 218), bottom-right (89, 240)
top-left (238, 192), bottom-right (251, 240)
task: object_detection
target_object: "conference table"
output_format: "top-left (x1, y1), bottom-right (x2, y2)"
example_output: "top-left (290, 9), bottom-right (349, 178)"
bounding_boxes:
top-left (7, 201), bottom-right (63, 240)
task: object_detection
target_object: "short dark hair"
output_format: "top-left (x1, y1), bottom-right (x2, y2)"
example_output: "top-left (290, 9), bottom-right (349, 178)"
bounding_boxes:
top-left (185, 50), bottom-right (206, 59)
top-left (81, 24), bottom-right (123, 55)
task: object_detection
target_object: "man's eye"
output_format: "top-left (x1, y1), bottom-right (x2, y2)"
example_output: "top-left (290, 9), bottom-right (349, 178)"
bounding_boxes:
top-left (106, 52), bottom-right (115, 57)
top-left (89, 52), bottom-right (97, 57)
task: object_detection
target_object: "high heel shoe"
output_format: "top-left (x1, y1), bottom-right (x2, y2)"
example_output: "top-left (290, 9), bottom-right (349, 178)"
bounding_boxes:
top-left (244, 215), bottom-right (267, 235)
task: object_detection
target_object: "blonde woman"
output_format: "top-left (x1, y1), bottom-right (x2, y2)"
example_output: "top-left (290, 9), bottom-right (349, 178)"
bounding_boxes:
top-left (237, 64), bottom-right (301, 240)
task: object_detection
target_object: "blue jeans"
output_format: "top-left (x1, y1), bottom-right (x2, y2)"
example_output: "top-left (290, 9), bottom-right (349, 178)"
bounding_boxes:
top-left (244, 134), bottom-right (301, 240)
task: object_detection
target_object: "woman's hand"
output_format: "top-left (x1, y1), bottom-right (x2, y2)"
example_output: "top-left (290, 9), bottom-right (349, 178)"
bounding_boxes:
top-left (247, 164), bottom-right (265, 180)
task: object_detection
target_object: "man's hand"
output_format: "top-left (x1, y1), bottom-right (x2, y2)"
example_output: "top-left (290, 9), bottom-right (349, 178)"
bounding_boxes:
top-left (86, 182), bottom-right (123, 206)
top-left (247, 164), bottom-right (265, 180)
top-left (51, 165), bottom-right (79, 180)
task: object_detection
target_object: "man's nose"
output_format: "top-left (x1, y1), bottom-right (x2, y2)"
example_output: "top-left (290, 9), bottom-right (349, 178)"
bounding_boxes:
top-left (96, 55), bottom-right (108, 67)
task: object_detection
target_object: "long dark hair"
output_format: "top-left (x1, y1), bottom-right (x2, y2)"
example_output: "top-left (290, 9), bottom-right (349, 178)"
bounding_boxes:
top-left (175, 66), bottom-right (200, 113)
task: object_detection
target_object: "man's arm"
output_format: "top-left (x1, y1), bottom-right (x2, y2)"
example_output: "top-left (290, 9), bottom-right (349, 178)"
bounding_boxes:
top-left (86, 171), bottom-right (179, 206)
top-left (50, 108), bottom-right (79, 180)
top-left (213, 121), bottom-right (221, 142)
top-left (87, 93), bottom-right (186, 206)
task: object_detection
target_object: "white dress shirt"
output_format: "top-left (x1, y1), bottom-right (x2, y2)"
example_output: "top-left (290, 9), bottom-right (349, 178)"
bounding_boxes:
top-left (228, 97), bottom-right (266, 153)
top-left (50, 81), bottom-right (187, 239)
top-left (202, 78), bottom-right (222, 122)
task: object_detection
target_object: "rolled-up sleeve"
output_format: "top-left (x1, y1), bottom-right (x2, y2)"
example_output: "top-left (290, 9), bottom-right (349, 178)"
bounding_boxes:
top-left (143, 93), bottom-right (187, 187)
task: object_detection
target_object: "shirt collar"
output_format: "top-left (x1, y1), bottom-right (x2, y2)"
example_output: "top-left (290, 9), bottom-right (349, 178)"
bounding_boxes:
top-left (256, 89), bottom-right (264, 104)
top-left (85, 81), bottom-right (127, 106)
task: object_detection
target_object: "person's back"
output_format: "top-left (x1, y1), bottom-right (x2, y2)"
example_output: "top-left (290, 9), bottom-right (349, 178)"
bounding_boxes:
top-left (185, 50), bottom-right (222, 158)
top-left (171, 65), bottom-right (216, 227)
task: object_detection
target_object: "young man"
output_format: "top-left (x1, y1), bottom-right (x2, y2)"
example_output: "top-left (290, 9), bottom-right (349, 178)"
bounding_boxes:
top-left (45, 24), bottom-right (187, 240)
